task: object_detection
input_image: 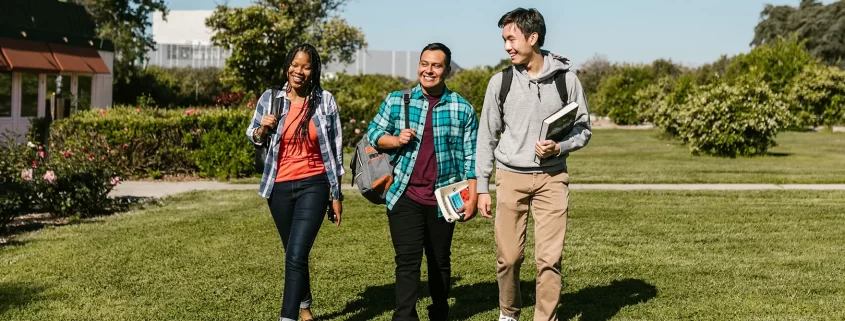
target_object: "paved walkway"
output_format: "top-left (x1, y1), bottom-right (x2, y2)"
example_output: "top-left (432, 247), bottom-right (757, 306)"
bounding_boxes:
top-left (110, 181), bottom-right (845, 199)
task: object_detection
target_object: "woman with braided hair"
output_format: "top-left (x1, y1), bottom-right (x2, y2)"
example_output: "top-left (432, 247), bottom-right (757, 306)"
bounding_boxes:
top-left (246, 43), bottom-right (344, 321)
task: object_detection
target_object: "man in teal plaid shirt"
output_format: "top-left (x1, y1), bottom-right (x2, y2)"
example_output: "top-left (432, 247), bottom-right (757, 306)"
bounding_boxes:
top-left (367, 42), bottom-right (478, 321)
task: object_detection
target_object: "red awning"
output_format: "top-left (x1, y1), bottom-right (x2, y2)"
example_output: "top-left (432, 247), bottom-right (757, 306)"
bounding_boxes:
top-left (0, 38), bottom-right (61, 72)
top-left (48, 43), bottom-right (110, 74)
top-left (0, 51), bottom-right (8, 71)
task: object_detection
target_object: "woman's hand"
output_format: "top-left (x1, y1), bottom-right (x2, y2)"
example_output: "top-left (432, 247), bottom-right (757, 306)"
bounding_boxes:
top-left (329, 200), bottom-right (342, 227)
top-left (256, 115), bottom-right (279, 136)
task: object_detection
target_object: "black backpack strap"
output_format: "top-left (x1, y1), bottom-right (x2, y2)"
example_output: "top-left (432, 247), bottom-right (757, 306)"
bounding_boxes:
top-left (554, 70), bottom-right (569, 104)
top-left (498, 66), bottom-right (513, 117)
top-left (390, 88), bottom-right (414, 167)
top-left (400, 88), bottom-right (412, 129)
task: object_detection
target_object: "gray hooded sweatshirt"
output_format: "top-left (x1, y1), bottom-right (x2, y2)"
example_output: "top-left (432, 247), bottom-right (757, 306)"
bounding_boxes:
top-left (476, 51), bottom-right (592, 193)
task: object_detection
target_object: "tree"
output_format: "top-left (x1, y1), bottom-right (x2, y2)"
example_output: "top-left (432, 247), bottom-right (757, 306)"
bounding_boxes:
top-left (446, 66), bottom-right (497, 114)
top-left (752, 0), bottom-right (845, 68)
top-left (206, 0), bottom-right (366, 96)
top-left (72, 0), bottom-right (168, 81)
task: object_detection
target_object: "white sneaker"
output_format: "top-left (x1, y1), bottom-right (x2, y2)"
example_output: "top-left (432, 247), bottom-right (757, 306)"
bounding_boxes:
top-left (499, 311), bottom-right (518, 321)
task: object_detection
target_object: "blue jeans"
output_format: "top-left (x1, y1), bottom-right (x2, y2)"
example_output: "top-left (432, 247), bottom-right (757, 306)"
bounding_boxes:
top-left (267, 174), bottom-right (330, 321)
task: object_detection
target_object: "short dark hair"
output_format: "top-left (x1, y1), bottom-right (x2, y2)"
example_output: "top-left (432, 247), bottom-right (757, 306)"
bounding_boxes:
top-left (498, 8), bottom-right (546, 47)
top-left (420, 42), bottom-right (452, 68)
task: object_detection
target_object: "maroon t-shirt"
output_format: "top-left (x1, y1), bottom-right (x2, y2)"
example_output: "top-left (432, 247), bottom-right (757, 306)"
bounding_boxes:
top-left (404, 93), bottom-right (441, 206)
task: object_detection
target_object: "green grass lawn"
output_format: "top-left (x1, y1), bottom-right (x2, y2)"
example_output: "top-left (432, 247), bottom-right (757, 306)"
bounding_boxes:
top-left (231, 130), bottom-right (845, 185)
top-left (568, 129), bottom-right (845, 184)
top-left (2, 190), bottom-right (844, 320)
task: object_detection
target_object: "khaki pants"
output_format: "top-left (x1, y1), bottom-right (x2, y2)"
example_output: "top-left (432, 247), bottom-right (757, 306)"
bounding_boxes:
top-left (495, 169), bottom-right (569, 321)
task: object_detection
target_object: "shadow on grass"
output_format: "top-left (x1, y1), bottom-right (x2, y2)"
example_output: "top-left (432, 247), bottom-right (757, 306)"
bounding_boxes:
top-left (322, 278), bottom-right (656, 321)
top-left (0, 196), bottom-right (157, 246)
top-left (766, 152), bottom-right (792, 157)
top-left (0, 282), bottom-right (51, 315)
top-left (560, 278), bottom-right (658, 321)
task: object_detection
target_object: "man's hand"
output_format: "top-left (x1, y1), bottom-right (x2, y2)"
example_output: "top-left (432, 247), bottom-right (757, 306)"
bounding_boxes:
top-left (396, 129), bottom-right (416, 146)
top-left (535, 140), bottom-right (560, 159)
top-left (457, 194), bottom-right (478, 222)
top-left (477, 193), bottom-right (493, 219)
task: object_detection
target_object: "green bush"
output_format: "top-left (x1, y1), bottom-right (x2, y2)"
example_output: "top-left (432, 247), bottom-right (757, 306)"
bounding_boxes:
top-left (635, 74), bottom-right (697, 136)
top-left (35, 138), bottom-right (122, 218)
top-left (48, 107), bottom-right (254, 179)
top-left (676, 78), bottom-right (789, 157)
top-left (194, 130), bottom-right (253, 179)
top-left (340, 118), bottom-right (368, 148)
top-left (1, 134), bottom-right (122, 220)
top-left (114, 66), bottom-right (238, 108)
top-left (446, 66), bottom-right (497, 114)
top-left (787, 64), bottom-right (845, 128)
top-left (726, 36), bottom-right (816, 95)
top-left (593, 64), bottom-right (655, 125)
top-left (0, 136), bottom-right (35, 228)
top-left (323, 73), bottom-right (411, 123)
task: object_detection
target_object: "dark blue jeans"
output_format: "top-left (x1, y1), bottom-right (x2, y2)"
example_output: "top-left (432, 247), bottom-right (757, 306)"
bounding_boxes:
top-left (267, 173), bottom-right (330, 321)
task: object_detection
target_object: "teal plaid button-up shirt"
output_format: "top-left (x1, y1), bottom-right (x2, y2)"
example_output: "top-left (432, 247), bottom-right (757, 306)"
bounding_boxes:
top-left (367, 85), bottom-right (478, 211)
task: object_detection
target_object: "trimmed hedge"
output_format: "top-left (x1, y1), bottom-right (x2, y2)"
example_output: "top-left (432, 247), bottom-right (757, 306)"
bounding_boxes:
top-left (48, 107), bottom-right (254, 180)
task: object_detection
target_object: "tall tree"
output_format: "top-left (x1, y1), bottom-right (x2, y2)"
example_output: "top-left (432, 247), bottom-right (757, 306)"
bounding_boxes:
top-left (206, 0), bottom-right (366, 95)
top-left (752, 0), bottom-right (845, 67)
top-left (72, 0), bottom-right (168, 80)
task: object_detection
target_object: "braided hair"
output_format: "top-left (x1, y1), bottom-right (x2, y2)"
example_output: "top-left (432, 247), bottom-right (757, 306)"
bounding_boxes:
top-left (281, 43), bottom-right (322, 148)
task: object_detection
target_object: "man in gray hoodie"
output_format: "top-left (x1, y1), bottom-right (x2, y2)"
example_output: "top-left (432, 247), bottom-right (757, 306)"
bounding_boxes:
top-left (476, 8), bottom-right (591, 321)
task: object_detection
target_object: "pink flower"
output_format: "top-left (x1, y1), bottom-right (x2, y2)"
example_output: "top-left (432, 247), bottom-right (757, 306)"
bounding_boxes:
top-left (43, 171), bottom-right (56, 184)
top-left (99, 109), bottom-right (106, 116)
top-left (349, 119), bottom-right (356, 124)
top-left (121, 144), bottom-right (128, 150)
top-left (185, 109), bottom-right (196, 115)
top-left (354, 129), bottom-right (361, 135)
top-left (39, 151), bottom-right (45, 158)
top-left (89, 154), bottom-right (96, 161)
top-left (37, 145), bottom-right (43, 151)
top-left (63, 149), bottom-right (72, 158)
top-left (109, 176), bottom-right (121, 186)
top-left (21, 169), bottom-right (33, 181)
top-left (32, 160), bottom-right (38, 168)
top-left (135, 108), bottom-right (141, 112)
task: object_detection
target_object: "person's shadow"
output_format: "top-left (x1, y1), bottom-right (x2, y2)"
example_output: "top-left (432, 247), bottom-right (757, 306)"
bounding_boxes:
top-left (321, 278), bottom-right (657, 320)
top-left (0, 282), bottom-right (51, 315)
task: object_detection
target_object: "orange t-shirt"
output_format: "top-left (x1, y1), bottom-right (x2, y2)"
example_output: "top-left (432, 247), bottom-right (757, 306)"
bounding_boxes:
top-left (275, 103), bottom-right (326, 182)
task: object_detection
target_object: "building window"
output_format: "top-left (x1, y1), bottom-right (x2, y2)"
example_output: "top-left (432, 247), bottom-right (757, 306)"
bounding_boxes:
top-left (77, 75), bottom-right (92, 111)
top-left (0, 72), bottom-right (10, 117)
top-left (21, 73), bottom-right (38, 118)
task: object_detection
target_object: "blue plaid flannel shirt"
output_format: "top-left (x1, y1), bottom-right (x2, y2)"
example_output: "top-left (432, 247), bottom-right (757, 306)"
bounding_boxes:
top-left (367, 84), bottom-right (478, 210)
top-left (246, 86), bottom-right (345, 200)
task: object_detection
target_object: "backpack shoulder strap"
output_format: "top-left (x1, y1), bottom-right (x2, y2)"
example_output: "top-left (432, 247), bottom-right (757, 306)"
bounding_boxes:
top-left (400, 88), bottom-right (412, 130)
top-left (554, 70), bottom-right (569, 104)
top-left (272, 88), bottom-right (283, 118)
top-left (498, 66), bottom-right (514, 116)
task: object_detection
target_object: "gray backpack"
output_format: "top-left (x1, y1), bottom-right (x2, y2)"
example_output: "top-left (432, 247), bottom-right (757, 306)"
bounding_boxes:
top-left (350, 89), bottom-right (412, 205)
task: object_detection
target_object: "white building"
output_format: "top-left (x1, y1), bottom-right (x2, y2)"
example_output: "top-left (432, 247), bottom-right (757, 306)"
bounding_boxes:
top-left (0, 0), bottom-right (114, 138)
top-left (147, 10), bottom-right (459, 80)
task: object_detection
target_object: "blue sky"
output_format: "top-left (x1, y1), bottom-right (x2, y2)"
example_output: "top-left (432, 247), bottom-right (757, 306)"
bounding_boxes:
top-left (164, 0), bottom-right (822, 68)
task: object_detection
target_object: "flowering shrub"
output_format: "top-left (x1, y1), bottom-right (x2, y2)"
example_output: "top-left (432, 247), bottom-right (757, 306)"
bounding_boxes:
top-left (1, 134), bottom-right (124, 222)
top-left (341, 118), bottom-right (368, 148)
top-left (0, 137), bottom-right (35, 228)
top-left (213, 91), bottom-right (246, 108)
